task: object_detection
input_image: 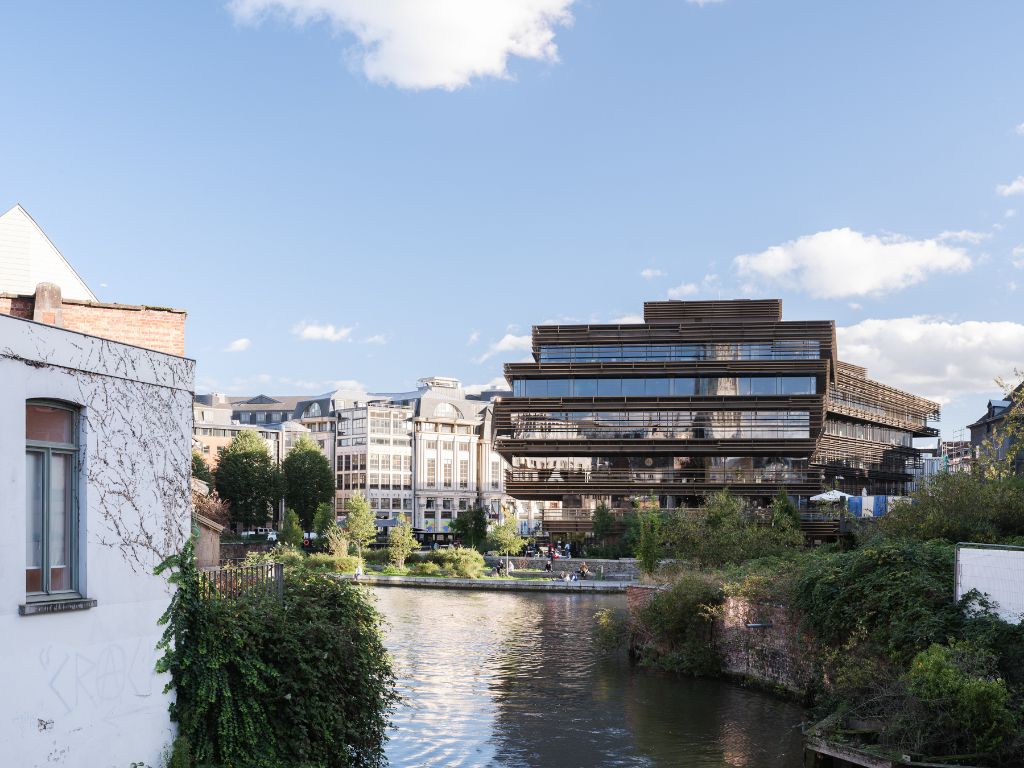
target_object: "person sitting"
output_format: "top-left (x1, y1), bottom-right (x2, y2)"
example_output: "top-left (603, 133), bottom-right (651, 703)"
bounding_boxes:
top-left (560, 571), bottom-right (570, 582)
top-left (544, 559), bottom-right (553, 573)
top-left (578, 562), bottom-right (590, 580)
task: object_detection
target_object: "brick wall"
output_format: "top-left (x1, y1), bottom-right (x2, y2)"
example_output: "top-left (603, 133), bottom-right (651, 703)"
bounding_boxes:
top-left (0, 290), bottom-right (186, 356)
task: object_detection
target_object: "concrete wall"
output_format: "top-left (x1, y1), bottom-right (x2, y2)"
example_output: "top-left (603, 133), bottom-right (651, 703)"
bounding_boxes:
top-left (485, 556), bottom-right (640, 579)
top-left (0, 313), bottom-right (194, 767)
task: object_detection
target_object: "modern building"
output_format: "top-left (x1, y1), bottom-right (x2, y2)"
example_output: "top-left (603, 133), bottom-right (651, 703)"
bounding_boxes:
top-left (492, 299), bottom-right (940, 534)
top-left (969, 384), bottom-right (1023, 475)
top-left (335, 401), bottom-right (415, 521)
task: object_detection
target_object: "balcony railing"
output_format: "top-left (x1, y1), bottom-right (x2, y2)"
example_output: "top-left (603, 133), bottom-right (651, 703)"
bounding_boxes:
top-left (199, 563), bottom-right (284, 601)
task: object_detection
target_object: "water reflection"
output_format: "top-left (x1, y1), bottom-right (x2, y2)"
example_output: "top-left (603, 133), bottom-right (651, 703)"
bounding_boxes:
top-left (373, 587), bottom-right (804, 768)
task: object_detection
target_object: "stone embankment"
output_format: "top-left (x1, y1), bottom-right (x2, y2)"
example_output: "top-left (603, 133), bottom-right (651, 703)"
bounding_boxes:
top-left (484, 556), bottom-right (640, 580)
top-left (339, 573), bottom-right (629, 593)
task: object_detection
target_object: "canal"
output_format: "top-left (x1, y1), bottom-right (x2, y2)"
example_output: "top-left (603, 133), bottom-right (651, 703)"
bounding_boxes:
top-left (373, 586), bottom-right (805, 768)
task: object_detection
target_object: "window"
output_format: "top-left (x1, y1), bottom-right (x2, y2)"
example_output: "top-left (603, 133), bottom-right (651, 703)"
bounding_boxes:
top-left (26, 402), bottom-right (79, 598)
top-left (459, 459), bottom-right (469, 489)
top-left (443, 459), bottom-right (453, 488)
top-left (441, 441), bottom-right (453, 452)
top-left (426, 458), bottom-right (437, 488)
top-left (425, 440), bottom-right (437, 451)
top-left (491, 460), bottom-right (501, 490)
top-left (458, 498), bottom-right (469, 511)
top-left (303, 402), bottom-right (322, 418)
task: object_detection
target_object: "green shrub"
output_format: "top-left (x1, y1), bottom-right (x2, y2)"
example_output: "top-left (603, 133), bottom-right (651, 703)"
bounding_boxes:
top-left (593, 608), bottom-right (628, 652)
top-left (281, 509), bottom-right (305, 548)
top-left (635, 573), bottom-right (723, 675)
top-left (305, 552), bottom-right (360, 573)
top-left (427, 547), bottom-right (485, 578)
top-left (408, 561), bottom-right (440, 576)
top-left (361, 549), bottom-right (390, 565)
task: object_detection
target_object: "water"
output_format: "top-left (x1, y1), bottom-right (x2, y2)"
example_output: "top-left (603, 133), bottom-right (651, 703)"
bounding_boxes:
top-left (373, 587), bottom-right (805, 768)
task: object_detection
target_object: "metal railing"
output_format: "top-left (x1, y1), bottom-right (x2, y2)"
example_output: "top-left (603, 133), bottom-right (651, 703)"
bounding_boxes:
top-left (199, 563), bottom-right (284, 601)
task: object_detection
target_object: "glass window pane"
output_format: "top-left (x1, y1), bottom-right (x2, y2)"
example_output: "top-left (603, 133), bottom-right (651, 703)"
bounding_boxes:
top-left (645, 378), bottom-right (671, 396)
top-left (621, 379), bottom-right (646, 396)
top-left (597, 379), bottom-right (622, 397)
top-left (26, 451), bottom-right (44, 593)
top-left (27, 404), bottom-right (73, 444)
top-left (524, 380), bottom-right (547, 397)
top-left (671, 378), bottom-right (696, 396)
top-left (573, 379), bottom-right (598, 397)
top-left (547, 379), bottom-right (571, 397)
top-left (49, 453), bottom-right (72, 591)
top-left (750, 378), bottom-right (778, 395)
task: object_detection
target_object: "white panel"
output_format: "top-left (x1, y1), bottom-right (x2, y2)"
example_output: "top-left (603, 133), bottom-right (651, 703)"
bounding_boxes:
top-left (956, 546), bottom-right (1024, 624)
top-left (0, 205), bottom-right (97, 301)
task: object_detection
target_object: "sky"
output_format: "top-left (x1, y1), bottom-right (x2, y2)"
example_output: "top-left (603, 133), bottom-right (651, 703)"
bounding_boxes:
top-left (2, 0), bottom-right (1022, 436)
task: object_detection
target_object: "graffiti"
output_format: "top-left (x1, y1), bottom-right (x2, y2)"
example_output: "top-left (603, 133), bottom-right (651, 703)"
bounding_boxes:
top-left (41, 639), bottom-right (156, 716)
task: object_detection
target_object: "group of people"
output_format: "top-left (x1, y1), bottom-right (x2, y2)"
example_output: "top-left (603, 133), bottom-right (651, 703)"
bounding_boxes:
top-left (546, 560), bottom-right (592, 581)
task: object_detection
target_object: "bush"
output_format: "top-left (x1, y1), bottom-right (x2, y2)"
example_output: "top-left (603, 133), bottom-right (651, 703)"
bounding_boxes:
top-left (593, 608), bottom-right (628, 652)
top-left (361, 549), bottom-right (390, 565)
top-left (634, 573), bottom-right (723, 675)
top-left (281, 509), bottom-right (304, 548)
top-left (157, 541), bottom-right (396, 768)
top-left (427, 547), bottom-right (485, 578)
top-left (306, 553), bottom-right (361, 573)
top-left (408, 561), bottom-right (440, 576)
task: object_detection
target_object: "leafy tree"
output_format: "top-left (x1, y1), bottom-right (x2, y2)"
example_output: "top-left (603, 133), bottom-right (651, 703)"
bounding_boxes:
top-left (592, 502), bottom-right (615, 544)
top-left (281, 509), bottom-right (304, 548)
top-left (191, 451), bottom-right (213, 485)
top-left (214, 430), bottom-right (283, 530)
top-left (488, 519), bottom-right (525, 572)
top-left (976, 372), bottom-right (1024, 479)
top-left (282, 435), bottom-right (335, 530)
top-left (449, 506), bottom-right (488, 550)
top-left (636, 508), bottom-right (663, 576)
top-left (769, 489), bottom-right (800, 528)
top-left (387, 521), bottom-right (418, 569)
top-left (344, 493), bottom-right (377, 558)
top-left (313, 502), bottom-right (339, 545)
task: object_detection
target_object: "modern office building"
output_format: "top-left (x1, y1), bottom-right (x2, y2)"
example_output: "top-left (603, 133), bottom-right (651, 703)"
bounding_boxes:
top-left (492, 299), bottom-right (940, 534)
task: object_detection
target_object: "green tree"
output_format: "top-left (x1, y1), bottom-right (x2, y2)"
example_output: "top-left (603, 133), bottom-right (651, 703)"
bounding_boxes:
top-left (281, 509), bottom-right (304, 547)
top-left (591, 502), bottom-right (614, 544)
top-left (344, 493), bottom-right (377, 559)
top-left (313, 502), bottom-right (339, 545)
top-left (449, 506), bottom-right (488, 550)
top-left (282, 435), bottom-right (335, 530)
top-left (769, 489), bottom-right (800, 528)
top-left (488, 519), bottom-right (525, 572)
top-left (976, 372), bottom-right (1024, 479)
top-left (214, 430), bottom-right (283, 530)
top-left (387, 521), bottom-right (418, 569)
top-left (636, 508), bottom-right (663, 576)
top-left (191, 451), bottom-right (213, 485)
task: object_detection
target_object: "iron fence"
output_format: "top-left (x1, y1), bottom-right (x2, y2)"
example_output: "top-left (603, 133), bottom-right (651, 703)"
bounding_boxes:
top-left (199, 562), bottom-right (284, 601)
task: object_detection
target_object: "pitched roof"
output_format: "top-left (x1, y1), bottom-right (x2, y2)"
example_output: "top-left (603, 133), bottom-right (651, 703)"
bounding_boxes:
top-left (0, 204), bottom-right (97, 301)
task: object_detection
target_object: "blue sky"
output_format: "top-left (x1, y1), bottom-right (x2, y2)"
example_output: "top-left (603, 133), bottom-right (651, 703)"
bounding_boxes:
top-left (2, 1), bottom-right (1022, 435)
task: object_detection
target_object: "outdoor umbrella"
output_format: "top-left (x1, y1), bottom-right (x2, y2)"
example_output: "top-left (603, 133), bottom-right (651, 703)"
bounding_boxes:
top-left (809, 489), bottom-right (852, 502)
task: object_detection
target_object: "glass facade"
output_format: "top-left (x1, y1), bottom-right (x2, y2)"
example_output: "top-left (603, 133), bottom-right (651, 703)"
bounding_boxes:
top-left (509, 410), bottom-right (811, 440)
top-left (512, 376), bottom-right (817, 398)
top-left (538, 340), bottom-right (820, 363)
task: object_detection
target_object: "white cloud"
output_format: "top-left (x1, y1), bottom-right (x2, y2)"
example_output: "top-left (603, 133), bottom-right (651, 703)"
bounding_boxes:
top-left (362, 334), bottom-right (388, 345)
top-left (1016, 123), bottom-right (1024, 136)
top-left (733, 228), bottom-right (972, 298)
top-left (848, 302), bottom-right (862, 310)
top-left (996, 176), bottom-right (1024, 197)
top-left (610, 314), bottom-right (644, 324)
top-left (640, 268), bottom-right (666, 279)
top-left (838, 316), bottom-right (1024, 404)
top-left (227, 0), bottom-right (575, 91)
top-left (330, 378), bottom-right (365, 392)
top-left (936, 229), bottom-right (992, 244)
top-left (476, 333), bottom-right (532, 363)
top-left (667, 282), bottom-right (699, 298)
top-left (1013, 245), bottom-right (1024, 269)
top-left (225, 337), bottom-right (251, 352)
top-left (1006, 209), bottom-right (1017, 219)
top-left (464, 376), bottom-right (511, 395)
top-left (688, 0), bottom-right (725, 5)
top-left (292, 321), bottom-right (353, 342)
top-left (466, 330), bottom-right (480, 345)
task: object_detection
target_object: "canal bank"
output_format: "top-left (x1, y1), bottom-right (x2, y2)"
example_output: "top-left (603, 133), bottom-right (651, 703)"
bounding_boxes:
top-left (338, 573), bottom-right (629, 592)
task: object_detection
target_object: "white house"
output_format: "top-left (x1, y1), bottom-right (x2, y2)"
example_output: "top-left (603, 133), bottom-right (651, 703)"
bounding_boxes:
top-left (0, 311), bottom-right (194, 767)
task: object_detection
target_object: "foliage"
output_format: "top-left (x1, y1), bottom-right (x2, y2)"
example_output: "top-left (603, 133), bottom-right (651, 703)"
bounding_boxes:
top-left (408, 561), bottom-right (440, 576)
top-left (192, 489), bottom-right (230, 527)
top-left (156, 540), bottom-right (396, 768)
top-left (306, 552), bottom-right (361, 573)
top-left (192, 451), bottom-right (213, 484)
top-left (214, 430), bottom-right (283, 530)
top-left (900, 641), bottom-right (1018, 758)
top-left (635, 508), bottom-right (663, 576)
top-left (793, 538), bottom-right (960, 664)
top-left (280, 509), bottom-right (305, 548)
top-left (665, 490), bottom-right (803, 567)
top-left (634, 574), bottom-right (723, 675)
top-left (314, 502), bottom-right (340, 545)
top-left (593, 607), bottom-right (628, 652)
top-left (448, 506), bottom-right (488, 550)
top-left (344, 493), bottom-right (378, 558)
top-left (323, 525), bottom-right (350, 557)
top-left (975, 372), bottom-right (1024, 480)
top-left (881, 472), bottom-right (1024, 544)
top-left (488, 519), bottom-right (525, 566)
top-left (387, 521), bottom-right (418, 569)
top-left (426, 547), bottom-right (486, 578)
top-left (591, 502), bottom-right (615, 543)
top-left (360, 548), bottom-right (390, 565)
top-left (282, 435), bottom-right (336, 530)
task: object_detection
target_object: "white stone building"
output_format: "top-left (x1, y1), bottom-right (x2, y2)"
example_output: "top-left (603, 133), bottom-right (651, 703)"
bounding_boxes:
top-left (335, 401), bottom-right (414, 521)
top-left (0, 311), bottom-right (193, 766)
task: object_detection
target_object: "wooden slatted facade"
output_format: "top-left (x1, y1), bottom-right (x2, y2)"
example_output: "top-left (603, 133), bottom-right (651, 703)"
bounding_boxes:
top-left (492, 299), bottom-right (940, 534)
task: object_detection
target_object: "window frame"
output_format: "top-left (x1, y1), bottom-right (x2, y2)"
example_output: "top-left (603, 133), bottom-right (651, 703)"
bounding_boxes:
top-left (25, 400), bottom-right (81, 602)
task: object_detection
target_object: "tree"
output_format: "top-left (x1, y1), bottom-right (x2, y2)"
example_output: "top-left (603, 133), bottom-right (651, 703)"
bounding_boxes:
top-left (344, 493), bottom-right (377, 559)
top-left (281, 509), bottom-right (304, 547)
top-left (636, 508), bottom-right (663, 577)
top-left (387, 521), bottom-right (418, 569)
top-left (977, 372), bottom-right (1024, 479)
top-left (592, 502), bottom-right (614, 544)
top-left (488, 519), bottom-right (525, 572)
top-left (282, 435), bottom-right (335, 530)
top-left (769, 489), bottom-right (801, 528)
top-left (191, 451), bottom-right (213, 485)
top-left (313, 502), bottom-right (339, 546)
top-left (449, 507), bottom-right (488, 550)
top-left (214, 430), bottom-right (283, 530)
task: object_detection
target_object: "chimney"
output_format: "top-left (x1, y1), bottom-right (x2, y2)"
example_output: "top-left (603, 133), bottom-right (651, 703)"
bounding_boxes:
top-left (33, 283), bottom-right (64, 327)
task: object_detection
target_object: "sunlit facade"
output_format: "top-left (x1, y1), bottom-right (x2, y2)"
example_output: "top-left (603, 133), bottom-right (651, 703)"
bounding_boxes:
top-left (493, 299), bottom-right (940, 534)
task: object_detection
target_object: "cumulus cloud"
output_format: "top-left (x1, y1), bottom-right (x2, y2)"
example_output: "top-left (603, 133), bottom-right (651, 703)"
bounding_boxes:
top-left (610, 314), bottom-right (644, 324)
top-left (640, 268), bottom-right (666, 279)
top-left (1013, 245), bottom-right (1024, 269)
top-left (225, 337), bottom-right (251, 352)
top-left (476, 333), bottom-right (532, 363)
top-left (936, 229), bottom-right (992, 244)
top-left (667, 282), bottom-right (699, 298)
top-left (997, 176), bottom-right (1024, 197)
top-left (838, 316), bottom-right (1024, 404)
top-left (464, 376), bottom-right (511, 395)
top-left (1016, 123), bottom-right (1024, 136)
top-left (362, 334), bottom-right (388, 344)
top-left (292, 321), bottom-right (353, 342)
top-left (227, 0), bottom-right (575, 91)
top-left (734, 228), bottom-right (972, 298)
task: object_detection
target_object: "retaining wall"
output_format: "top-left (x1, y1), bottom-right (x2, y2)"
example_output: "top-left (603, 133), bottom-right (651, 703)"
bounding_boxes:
top-left (484, 556), bottom-right (640, 579)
